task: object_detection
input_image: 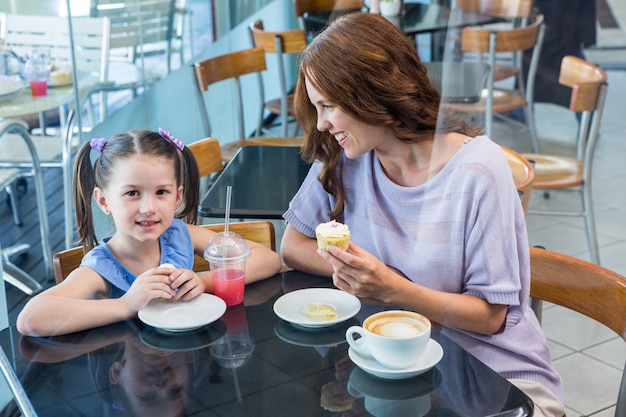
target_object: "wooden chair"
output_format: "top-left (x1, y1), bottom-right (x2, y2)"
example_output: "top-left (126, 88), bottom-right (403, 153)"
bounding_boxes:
top-left (193, 47), bottom-right (303, 162)
top-left (522, 56), bottom-right (608, 265)
top-left (528, 246), bottom-right (626, 416)
top-left (248, 19), bottom-right (308, 138)
top-left (52, 221), bottom-right (276, 284)
top-left (443, 14), bottom-right (545, 153)
top-left (187, 137), bottom-right (224, 198)
top-left (502, 146), bottom-right (535, 214)
top-left (454, 0), bottom-right (536, 82)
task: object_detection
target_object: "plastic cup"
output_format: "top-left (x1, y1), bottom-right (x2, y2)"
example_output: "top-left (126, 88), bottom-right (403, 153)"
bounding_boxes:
top-left (204, 232), bottom-right (251, 306)
top-left (24, 48), bottom-right (51, 97)
top-left (29, 79), bottom-right (47, 97)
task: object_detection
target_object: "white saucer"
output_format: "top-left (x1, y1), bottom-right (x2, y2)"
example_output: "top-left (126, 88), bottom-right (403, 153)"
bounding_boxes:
top-left (0, 76), bottom-right (24, 98)
top-left (273, 288), bottom-right (361, 329)
top-left (348, 339), bottom-right (443, 380)
top-left (138, 293), bottom-right (226, 332)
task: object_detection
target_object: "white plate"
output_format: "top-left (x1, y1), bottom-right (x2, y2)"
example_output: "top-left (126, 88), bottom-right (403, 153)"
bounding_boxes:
top-left (348, 339), bottom-right (443, 380)
top-left (0, 77), bottom-right (24, 99)
top-left (138, 293), bottom-right (226, 332)
top-left (273, 288), bottom-right (361, 329)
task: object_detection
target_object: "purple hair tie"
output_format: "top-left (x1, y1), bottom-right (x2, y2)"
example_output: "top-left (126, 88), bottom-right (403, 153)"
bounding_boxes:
top-left (90, 138), bottom-right (107, 153)
top-left (158, 127), bottom-right (184, 152)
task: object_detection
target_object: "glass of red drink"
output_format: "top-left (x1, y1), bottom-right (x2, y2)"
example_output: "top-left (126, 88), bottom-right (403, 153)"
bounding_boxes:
top-left (204, 232), bottom-right (250, 306)
top-left (29, 79), bottom-right (48, 97)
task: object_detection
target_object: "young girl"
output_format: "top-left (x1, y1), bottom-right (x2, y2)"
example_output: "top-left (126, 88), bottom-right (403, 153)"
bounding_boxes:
top-left (17, 129), bottom-right (282, 337)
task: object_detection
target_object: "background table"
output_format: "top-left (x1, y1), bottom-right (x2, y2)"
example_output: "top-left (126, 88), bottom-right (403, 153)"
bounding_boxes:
top-left (0, 269), bottom-right (533, 416)
top-left (1, 77), bottom-right (98, 251)
top-left (199, 146), bottom-right (311, 219)
top-left (302, 2), bottom-right (503, 60)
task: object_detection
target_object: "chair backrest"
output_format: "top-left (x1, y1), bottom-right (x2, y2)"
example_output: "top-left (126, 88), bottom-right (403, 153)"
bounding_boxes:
top-left (529, 246), bottom-right (626, 416)
top-left (529, 246), bottom-right (626, 339)
top-left (0, 13), bottom-right (111, 85)
top-left (248, 19), bottom-right (308, 137)
top-left (53, 221), bottom-right (276, 283)
top-left (558, 55), bottom-right (609, 163)
top-left (188, 137), bottom-right (224, 179)
top-left (460, 13), bottom-right (544, 54)
top-left (454, 0), bottom-right (535, 19)
top-left (459, 14), bottom-right (544, 137)
top-left (91, 0), bottom-right (176, 71)
top-left (187, 137), bottom-right (224, 197)
top-left (193, 46), bottom-right (267, 142)
top-left (502, 146), bottom-right (535, 214)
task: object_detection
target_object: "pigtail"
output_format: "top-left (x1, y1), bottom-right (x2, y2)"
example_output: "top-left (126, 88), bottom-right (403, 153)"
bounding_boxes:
top-left (177, 146), bottom-right (200, 225)
top-left (73, 141), bottom-right (99, 252)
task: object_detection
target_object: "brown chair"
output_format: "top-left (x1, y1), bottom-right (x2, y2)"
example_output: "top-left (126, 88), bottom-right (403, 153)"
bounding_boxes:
top-left (443, 14), bottom-right (545, 153)
top-left (52, 221), bottom-right (276, 283)
top-left (454, 0), bottom-right (536, 82)
top-left (187, 137), bottom-right (224, 198)
top-left (193, 47), bottom-right (303, 162)
top-left (248, 19), bottom-right (308, 138)
top-left (502, 146), bottom-right (535, 214)
top-left (522, 56), bottom-right (608, 265)
top-left (528, 246), bottom-right (626, 416)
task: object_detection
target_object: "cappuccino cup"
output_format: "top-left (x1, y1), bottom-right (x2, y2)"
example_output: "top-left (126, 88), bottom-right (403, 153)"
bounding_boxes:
top-left (346, 310), bottom-right (431, 369)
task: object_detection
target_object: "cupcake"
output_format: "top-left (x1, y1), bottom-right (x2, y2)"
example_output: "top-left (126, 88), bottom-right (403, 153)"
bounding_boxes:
top-left (316, 220), bottom-right (351, 250)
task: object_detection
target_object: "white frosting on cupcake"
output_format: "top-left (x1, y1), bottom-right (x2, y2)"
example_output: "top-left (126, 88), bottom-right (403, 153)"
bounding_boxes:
top-left (315, 220), bottom-right (350, 238)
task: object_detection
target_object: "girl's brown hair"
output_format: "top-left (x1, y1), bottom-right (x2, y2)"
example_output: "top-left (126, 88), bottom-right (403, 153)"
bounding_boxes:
top-left (73, 129), bottom-right (200, 252)
top-left (294, 12), bottom-right (481, 219)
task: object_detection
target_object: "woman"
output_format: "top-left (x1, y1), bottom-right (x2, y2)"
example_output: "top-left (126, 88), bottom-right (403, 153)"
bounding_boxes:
top-left (280, 13), bottom-right (564, 416)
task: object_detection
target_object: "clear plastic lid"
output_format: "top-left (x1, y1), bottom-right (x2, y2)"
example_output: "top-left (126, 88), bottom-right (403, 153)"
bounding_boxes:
top-left (203, 231), bottom-right (251, 263)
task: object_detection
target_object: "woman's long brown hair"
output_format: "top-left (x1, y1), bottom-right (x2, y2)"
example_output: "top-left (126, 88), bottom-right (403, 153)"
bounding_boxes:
top-left (294, 13), bottom-right (481, 219)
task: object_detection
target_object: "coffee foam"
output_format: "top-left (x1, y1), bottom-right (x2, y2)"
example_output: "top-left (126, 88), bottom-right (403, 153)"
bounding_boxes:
top-left (368, 316), bottom-right (424, 338)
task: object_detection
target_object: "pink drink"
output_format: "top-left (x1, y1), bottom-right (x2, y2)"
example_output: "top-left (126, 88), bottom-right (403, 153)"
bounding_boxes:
top-left (212, 269), bottom-right (245, 306)
top-left (29, 80), bottom-right (48, 97)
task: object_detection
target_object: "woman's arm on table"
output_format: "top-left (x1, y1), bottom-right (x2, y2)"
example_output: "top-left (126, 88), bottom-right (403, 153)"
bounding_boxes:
top-left (280, 224), bottom-right (334, 277)
top-left (319, 243), bottom-right (507, 335)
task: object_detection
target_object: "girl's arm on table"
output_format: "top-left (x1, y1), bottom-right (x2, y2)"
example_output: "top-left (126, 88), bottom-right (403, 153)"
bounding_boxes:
top-left (187, 224), bottom-right (282, 288)
top-left (16, 269), bottom-right (135, 337)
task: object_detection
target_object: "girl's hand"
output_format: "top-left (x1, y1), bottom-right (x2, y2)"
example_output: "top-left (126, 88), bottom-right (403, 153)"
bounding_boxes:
top-left (317, 242), bottom-right (403, 302)
top-left (168, 268), bottom-right (206, 301)
top-left (122, 266), bottom-right (178, 313)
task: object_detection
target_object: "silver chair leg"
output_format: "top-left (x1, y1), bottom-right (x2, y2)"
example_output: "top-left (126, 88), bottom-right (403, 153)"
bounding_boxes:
top-left (2, 261), bottom-right (43, 296)
top-left (5, 182), bottom-right (22, 226)
top-left (0, 119), bottom-right (53, 291)
top-left (2, 244), bottom-right (43, 295)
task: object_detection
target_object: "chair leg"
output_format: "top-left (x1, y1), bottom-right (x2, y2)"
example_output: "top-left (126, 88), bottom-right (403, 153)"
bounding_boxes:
top-left (523, 102), bottom-right (541, 153)
top-left (582, 184), bottom-right (600, 265)
top-left (2, 245), bottom-right (43, 295)
top-left (5, 183), bottom-right (22, 227)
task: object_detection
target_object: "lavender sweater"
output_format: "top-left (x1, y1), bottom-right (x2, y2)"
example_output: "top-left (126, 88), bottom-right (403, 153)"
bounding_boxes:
top-left (283, 136), bottom-right (563, 401)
